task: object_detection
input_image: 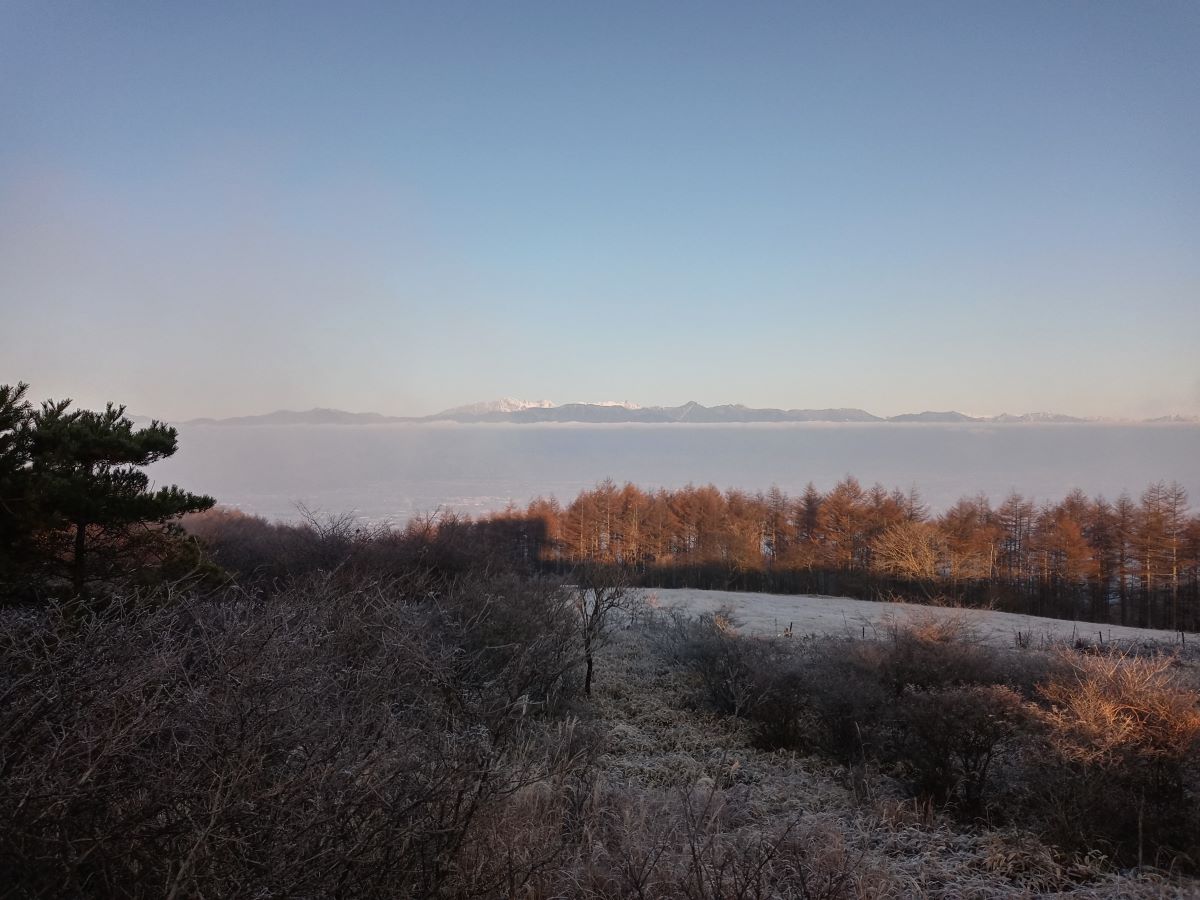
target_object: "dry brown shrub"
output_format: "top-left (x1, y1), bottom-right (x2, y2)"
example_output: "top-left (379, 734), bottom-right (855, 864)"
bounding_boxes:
top-left (0, 580), bottom-right (593, 898)
top-left (1028, 652), bottom-right (1200, 869)
top-left (1038, 653), bottom-right (1200, 765)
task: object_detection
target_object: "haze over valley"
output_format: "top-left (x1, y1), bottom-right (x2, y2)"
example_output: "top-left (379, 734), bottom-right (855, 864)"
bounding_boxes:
top-left (150, 419), bottom-right (1200, 524)
top-left (150, 398), bottom-right (1200, 523)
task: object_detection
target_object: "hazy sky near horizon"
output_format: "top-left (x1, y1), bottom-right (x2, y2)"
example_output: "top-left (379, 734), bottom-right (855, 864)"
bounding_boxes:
top-left (2, 1), bottom-right (1197, 420)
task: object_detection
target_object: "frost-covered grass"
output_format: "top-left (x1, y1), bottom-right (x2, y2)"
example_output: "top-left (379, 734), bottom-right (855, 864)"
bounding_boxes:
top-left (645, 587), bottom-right (1194, 651)
top-left (7, 579), bottom-right (1197, 897)
top-left (582, 602), bottom-right (1200, 898)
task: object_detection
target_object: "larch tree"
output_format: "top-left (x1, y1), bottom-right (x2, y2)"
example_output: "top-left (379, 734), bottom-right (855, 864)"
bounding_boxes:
top-left (1113, 492), bottom-right (1138, 623)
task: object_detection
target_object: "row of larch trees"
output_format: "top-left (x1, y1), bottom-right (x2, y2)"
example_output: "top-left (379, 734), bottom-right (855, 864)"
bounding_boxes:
top-left (500, 477), bottom-right (1200, 630)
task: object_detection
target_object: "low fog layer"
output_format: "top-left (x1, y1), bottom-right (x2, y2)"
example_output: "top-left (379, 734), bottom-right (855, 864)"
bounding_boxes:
top-left (148, 422), bottom-right (1200, 523)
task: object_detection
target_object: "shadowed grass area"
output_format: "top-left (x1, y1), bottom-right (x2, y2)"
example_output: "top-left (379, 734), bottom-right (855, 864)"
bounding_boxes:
top-left (3, 573), bottom-right (1199, 897)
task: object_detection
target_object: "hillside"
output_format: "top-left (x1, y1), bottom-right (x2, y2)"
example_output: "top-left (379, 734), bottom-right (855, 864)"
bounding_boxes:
top-left (650, 588), bottom-right (1192, 649)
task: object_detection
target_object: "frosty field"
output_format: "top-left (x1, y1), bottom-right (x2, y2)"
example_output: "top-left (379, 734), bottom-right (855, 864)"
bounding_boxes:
top-left (647, 587), bottom-right (1194, 648)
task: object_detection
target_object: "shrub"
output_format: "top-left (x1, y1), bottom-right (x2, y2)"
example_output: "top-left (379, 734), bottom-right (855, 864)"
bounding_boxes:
top-left (875, 615), bottom-right (1002, 694)
top-left (0, 580), bottom-right (593, 897)
top-left (746, 662), bottom-right (812, 752)
top-left (440, 573), bottom-right (584, 715)
top-left (1026, 653), bottom-right (1200, 869)
top-left (566, 775), bottom-right (871, 899)
top-left (181, 506), bottom-right (331, 582)
top-left (890, 684), bottom-right (1027, 810)
top-left (649, 606), bottom-right (779, 718)
top-left (784, 641), bottom-right (891, 762)
top-left (182, 505), bottom-right (537, 595)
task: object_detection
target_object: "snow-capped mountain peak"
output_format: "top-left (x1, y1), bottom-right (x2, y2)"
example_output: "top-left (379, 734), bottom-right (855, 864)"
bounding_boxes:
top-left (578, 400), bottom-right (642, 409)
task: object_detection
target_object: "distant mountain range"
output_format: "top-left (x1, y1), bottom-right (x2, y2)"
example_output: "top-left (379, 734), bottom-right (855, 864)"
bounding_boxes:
top-left (183, 408), bottom-right (403, 427)
top-left (168, 400), bottom-right (1200, 427)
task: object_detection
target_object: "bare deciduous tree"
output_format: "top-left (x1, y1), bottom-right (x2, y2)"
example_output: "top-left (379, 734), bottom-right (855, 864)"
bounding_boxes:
top-left (870, 520), bottom-right (942, 580)
top-left (572, 563), bottom-right (641, 695)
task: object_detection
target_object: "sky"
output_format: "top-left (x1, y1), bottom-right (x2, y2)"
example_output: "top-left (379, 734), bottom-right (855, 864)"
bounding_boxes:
top-left (1, 1), bottom-right (1197, 420)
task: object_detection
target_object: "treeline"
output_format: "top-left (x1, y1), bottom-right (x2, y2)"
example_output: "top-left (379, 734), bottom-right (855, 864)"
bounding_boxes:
top-left (488, 478), bottom-right (1200, 630)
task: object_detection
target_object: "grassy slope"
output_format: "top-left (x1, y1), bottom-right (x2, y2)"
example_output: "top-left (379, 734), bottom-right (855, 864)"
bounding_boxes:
top-left (645, 588), bottom-right (1193, 649)
top-left (587, 610), bottom-right (1199, 897)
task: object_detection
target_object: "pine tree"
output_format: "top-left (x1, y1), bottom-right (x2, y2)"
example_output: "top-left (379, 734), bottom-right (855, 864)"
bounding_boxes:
top-left (1, 387), bottom-right (215, 598)
top-left (0, 383), bottom-right (35, 582)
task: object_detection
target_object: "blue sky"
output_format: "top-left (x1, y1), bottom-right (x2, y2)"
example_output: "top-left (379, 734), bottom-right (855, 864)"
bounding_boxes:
top-left (2, 1), bottom-right (1197, 418)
